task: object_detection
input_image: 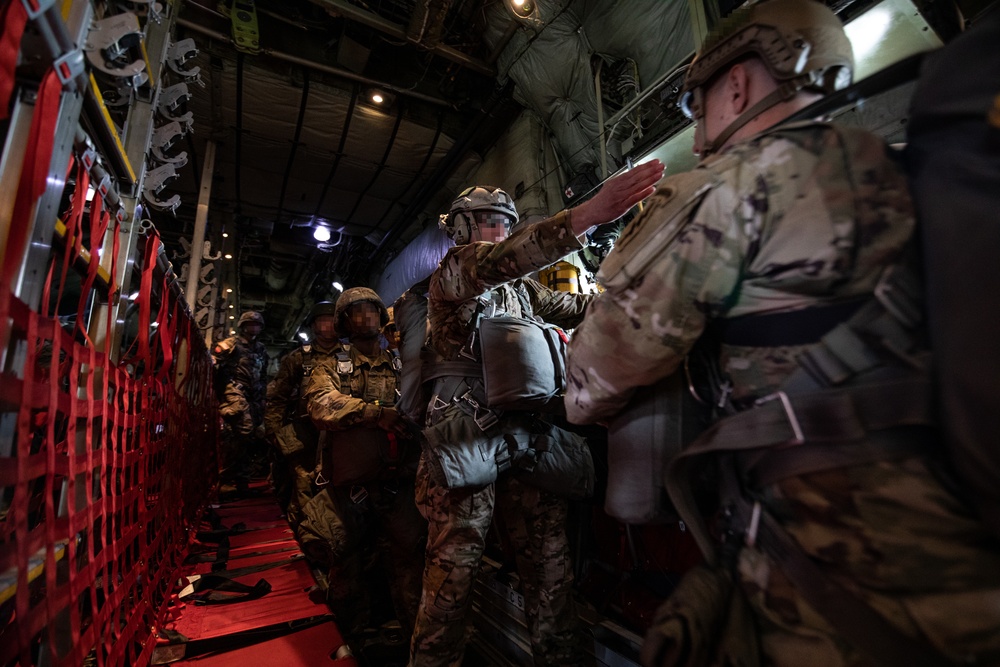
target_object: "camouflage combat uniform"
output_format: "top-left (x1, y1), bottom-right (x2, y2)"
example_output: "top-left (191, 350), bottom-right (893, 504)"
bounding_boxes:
top-left (302, 345), bottom-right (425, 640)
top-left (410, 211), bottom-right (591, 667)
top-left (264, 341), bottom-right (338, 531)
top-left (213, 333), bottom-right (268, 475)
top-left (566, 122), bottom-right (1000, 665)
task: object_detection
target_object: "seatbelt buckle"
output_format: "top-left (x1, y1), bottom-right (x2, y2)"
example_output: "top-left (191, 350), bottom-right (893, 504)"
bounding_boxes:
top-left (350, 486), bottom-right (369, 504)
top-left (754, 391), bottom-right (804, 445)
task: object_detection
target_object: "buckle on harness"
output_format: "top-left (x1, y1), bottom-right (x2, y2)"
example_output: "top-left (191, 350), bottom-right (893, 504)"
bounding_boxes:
top-left (874, 265), bottom-right (922, 329)
top-left (754, 391), bottom-right (804, 445)
top-left (460, 391), bottom-right (498, 431)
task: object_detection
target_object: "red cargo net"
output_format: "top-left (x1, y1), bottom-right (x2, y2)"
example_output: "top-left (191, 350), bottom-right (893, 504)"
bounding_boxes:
top-left (0, 153), bottom-right (218, 666)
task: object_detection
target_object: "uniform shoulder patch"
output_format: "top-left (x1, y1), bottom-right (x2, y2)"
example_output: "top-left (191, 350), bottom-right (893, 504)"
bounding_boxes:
top-left (598, 169), bottom-right (717, 292)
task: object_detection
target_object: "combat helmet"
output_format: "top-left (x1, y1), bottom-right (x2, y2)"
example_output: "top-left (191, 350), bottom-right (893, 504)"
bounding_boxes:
top-left (237, 310), bottom-right (265, 328)
top-left (334, 287), bottom-right (389, 335)
top-left (680, 0), bottom-right (854, 154)
top-left (308, 300), bottom-right (338, 323)
top-left (439, 186), bottom-right (519, 245)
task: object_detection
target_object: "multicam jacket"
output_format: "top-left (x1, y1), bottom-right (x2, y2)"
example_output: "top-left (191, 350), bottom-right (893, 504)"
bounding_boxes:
top-left (565, 121), bottom-right (915, 423)
top-left (428, 210), bottom-right (593, 363)
top-left (213, 334), bottom-right (268, 428)
top-left (303, 345), bottom-right (400, 429)
top-left (264, 342), bottom-right (339, 435)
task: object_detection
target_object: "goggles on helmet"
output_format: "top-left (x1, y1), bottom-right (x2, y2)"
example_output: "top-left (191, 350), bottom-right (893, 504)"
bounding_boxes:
top-left (679, 86), bottom-right (704, 121)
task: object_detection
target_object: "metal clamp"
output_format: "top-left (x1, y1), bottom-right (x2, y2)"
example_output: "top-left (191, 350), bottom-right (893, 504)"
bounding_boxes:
top-left (349, 486), bottom-right (368, 504)
top-left (84, 13), bottom-right (147, 78)
top-left (754, 391), bottom-right (804, 445)
top-left (53, 50), bottom-right (85, 87)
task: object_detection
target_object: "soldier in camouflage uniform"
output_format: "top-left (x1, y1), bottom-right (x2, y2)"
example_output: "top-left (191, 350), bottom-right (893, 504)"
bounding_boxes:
top-left (302, 287), bottom-right (426, 657)
top-left (213, 310), bottom-right (269, 490)
top-left (409, 169), bottom-right (662, 667)
top-left (565, 1), bottom-right (1000, 665)
top-left (264, 301), bottom-right (340, 533)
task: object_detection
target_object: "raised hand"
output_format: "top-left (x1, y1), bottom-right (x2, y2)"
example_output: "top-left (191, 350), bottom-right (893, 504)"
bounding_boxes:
top-left (570, 159), bottom-right (664, 235)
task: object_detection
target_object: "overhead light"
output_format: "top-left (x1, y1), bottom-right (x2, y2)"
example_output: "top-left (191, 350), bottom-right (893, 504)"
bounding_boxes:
top-left (313, 226), bottom-right (331, 242)
top-left (371, 92), bottom-right (384, 104)
top-left (229, 315), bottom-right (235, 320)
top-left (224, 253), bottom-right (233, 259)
top-left (298, 332), bottom-right (309, 341)
top-left (128, 291), bottom-right (140, 300)
top-left (229, 304), bottom-right (234, 309)
top-left (505, 0), bottom-right (535, 19)
top-left (230, 329), bottom-right (236, 334)
top-left (331, 281), bottom-right (343, 292)
top-left (225, 287), bottom-right (233, 293)
top-left (222, 232), bottom-right (229, 238)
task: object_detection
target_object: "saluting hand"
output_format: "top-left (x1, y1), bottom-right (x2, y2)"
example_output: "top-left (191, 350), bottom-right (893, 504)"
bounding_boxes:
top-left (569, 159), bottom-right (664, 236)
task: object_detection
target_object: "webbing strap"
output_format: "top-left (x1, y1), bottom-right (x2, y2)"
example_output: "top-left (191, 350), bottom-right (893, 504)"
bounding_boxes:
top-left (421, 358), bottom-right (483, 381)
top-left (3, 66), bottom-right (62, 290)
top-left (667, 376), bottom-right (935, 559)
top-left (0, 0), bottom-right (29, 121)
top-left (151, 614), bottom-right (335, 664)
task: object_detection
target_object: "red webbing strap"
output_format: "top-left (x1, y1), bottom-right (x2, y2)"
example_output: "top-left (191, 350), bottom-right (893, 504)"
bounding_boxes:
top-left (0, 0), bottom-right (29, 120)
top-left (155, 275), bottom-right (175, 382)
top-left (122, 234), bottom-right (159, 369)
top-left (42, 158), bottom-right (89, 318)
top-left (2, 67), bottom-right (63, 290)
top-left (74, 190), bottom-right (110, 346)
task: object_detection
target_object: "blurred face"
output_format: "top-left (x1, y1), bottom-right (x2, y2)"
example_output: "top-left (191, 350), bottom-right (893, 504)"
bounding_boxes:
top-left (241, 322), bottom-right (262, 339)
top-left (383, 322), bottom-right (398, 349)
top-left (470, 211), bottom-right (511, 243)
top-left (313, 314), bottom-right (338, 343)
top-left (346, 302), bottom-right (381, 339)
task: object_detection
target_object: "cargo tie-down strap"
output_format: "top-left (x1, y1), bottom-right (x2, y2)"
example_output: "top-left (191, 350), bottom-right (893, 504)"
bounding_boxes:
top-left (0, 141), bottom-right (218, 666)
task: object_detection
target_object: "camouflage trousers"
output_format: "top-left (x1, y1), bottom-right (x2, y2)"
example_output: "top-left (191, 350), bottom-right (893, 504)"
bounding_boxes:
top-left (324, 479), bottom-right (426, 641)
top-left (409, 452), bottom-right (582, 667)
top-left (736, 449), bottom-right (1000, 667)
top-left (282, 449), bottom-right (318, 532)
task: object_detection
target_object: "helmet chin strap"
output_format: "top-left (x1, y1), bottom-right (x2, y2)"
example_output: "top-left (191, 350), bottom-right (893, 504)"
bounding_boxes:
top-left (700, 79), bottom-right (801, 157)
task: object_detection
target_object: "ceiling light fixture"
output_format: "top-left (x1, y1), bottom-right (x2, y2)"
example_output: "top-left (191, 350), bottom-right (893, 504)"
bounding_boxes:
top-left (331, 281), bottom-right (343, 293)
top-left (298, 332), bottom-right (309, 341)
top-left (505, 0), bottom-right (535, 19)
top-left (224, 253), bottom-right (233, 259)
top-left (371, 92), bottom-right (384, 104)
top-left (225, 287), bottom-right (233, 293)
top-left (313, 226), bottom-right (331, 242)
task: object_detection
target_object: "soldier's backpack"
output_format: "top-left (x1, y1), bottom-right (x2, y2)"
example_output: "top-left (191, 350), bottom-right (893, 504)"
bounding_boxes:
top-left (392, 278), bottom-right (434, 427)
top-left (906, 3), bottom-right (1000, 535)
